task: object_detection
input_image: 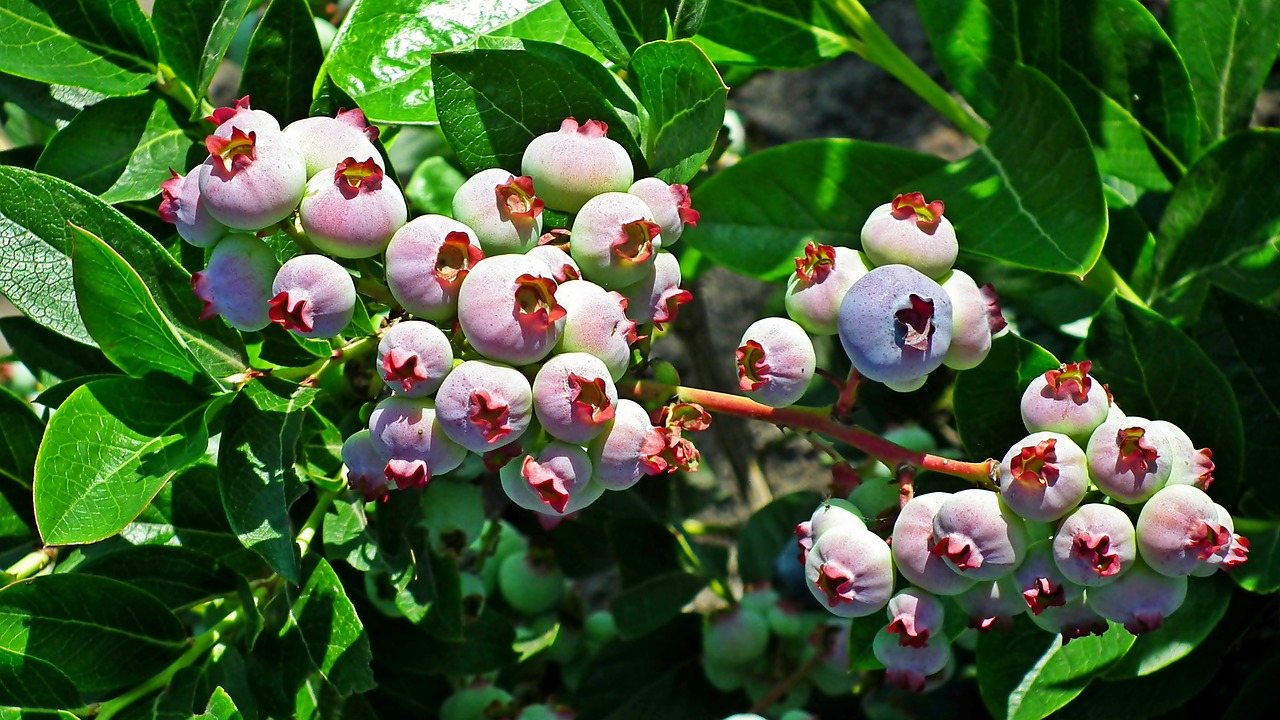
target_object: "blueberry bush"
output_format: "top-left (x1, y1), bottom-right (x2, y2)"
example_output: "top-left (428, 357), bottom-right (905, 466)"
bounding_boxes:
top-left (0, 0), bottom-right (1278, 718)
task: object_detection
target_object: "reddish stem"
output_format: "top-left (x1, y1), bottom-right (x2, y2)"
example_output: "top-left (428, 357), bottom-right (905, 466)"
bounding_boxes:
top-left (835, 365), bottom-right (862, 418)
top-left (624, 380), bottom-right (997, 486)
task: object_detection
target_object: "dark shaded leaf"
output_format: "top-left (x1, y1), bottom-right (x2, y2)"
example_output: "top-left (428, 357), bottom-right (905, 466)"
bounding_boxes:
top-left (953, 333), bottom-right (1060, 461)
top-left (238, 0), bottom-right (324, 125)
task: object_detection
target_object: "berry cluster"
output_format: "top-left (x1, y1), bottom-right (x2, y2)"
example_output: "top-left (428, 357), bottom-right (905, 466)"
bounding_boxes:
top-left (161, 101), bottom-right (703, 512)
top-left (796, 361), bottom-right (1247, 692)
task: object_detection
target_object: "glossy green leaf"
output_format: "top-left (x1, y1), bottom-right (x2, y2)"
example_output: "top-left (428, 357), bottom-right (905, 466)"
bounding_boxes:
top-left (1058, 637), bottom-right (1220, 720)
top-left (0, 316), bottom-right (118, 382)
top-left (612, 571), bottom-right (707, 639)
top-left (0, 650), bottom-right (79, 710)
top-left (694, 0), bottom-right (849, 68)
top-left (326, 0), bottom-right (553, 125)
top-left (432, 42), bottom-right (643, 174)
top-left (561, 0), bottom-right (632, 64)
top-left (686, 139), bottom-right (945, 280)
top-left (1170, 0), bottom-right (1280, 144)
top-left (217, 378), bottom-right (318, 582)
top-left (195, 687), bottom-right (246, 720)
top-left (630, 40), bottom-right (727, 183)
top-left (737, 491), bottom-right (823, 584)
top-left (1083, 296), bottom-right (1246, 503)
top-left (0, 385), bottom-right (42, 491)
top-left (0, 0), bottom-right (155, 95)
top-left (918, 0), bottom-right (1196, 190)
top-left (484, 1), bottom-right (604, 61)
top-left (33, 376), bottom-right (209, 546)
top-left (1228, 518), bottom-right (1280, 594)
top-left (239, 0), bottom-right (324, 125)
top-left (285, 558), bottom-right (376, 695)
top-left (0, 574), bottom-right (187, 693)
top-left (0, 167), bottom-right (246, 373)
top-left (912, 66), bottom-right (1106, 276)
top-left (152, 0), bottom-right (253, 93)
top-left (322, 498), bottom-right (378, 572)
top-left (671, 0), bottom-right (709, 38)
top-left (73, 545), bottom-right (240, 609)
top-left (954, 333), bottom-right (1060, 461)
top-left (404, 156), bottom-right (466, 216)
top-left (35, 94), bottom-right (189, 204)
top-left (1151, 131), bottom-right (1280, 312)
top-left (977, 615), bottom-right (1134, 720)
top-left (70, 224), bottom-right (209, 385)
top-left (0, 74), bottom-right (102, 128)
top-left (1108, 576), bottom-right (1230, 678)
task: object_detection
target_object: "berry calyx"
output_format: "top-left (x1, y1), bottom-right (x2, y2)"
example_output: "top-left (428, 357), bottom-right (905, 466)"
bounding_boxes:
top-left (890, 192), bottom-right (946, 234)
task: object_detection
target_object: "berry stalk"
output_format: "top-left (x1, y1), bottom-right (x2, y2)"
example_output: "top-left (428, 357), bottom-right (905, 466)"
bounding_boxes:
top-left (623, 379), bottom-right (997, 485)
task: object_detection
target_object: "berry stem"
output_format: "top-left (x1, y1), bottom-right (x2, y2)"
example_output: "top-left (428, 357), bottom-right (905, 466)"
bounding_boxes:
top-left (1, 546), bottom-right (57, 583)
top-left (624, 380), bottom-right (997, 485)
top-left (834, 365), bottom-right (862, 418)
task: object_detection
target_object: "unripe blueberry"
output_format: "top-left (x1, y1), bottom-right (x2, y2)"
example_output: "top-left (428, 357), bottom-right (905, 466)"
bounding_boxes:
top-left (954, 577), bottom-right (1025, 630)
top-left (1152, 420), bottom-right (1216, 490)
top-left (190, 234), bottom-right (279, 331)
top-left (885, 587), bottom-right (946, 647)
top-left (206, 96), bottom-right (281, 139)
top-left (861, 193), bottom-right (958, 279)
top-left (280, 108), bottom-right (383, 178)
top-left (423, 480), bottom-right (485, 552)
top-left (457, 254), bottom-right (566, 365)
top-left (804, 524), bottom-right (894, 617)
top-left (516, 704), bottom-right (573, 720)
top-left (628, 177), bottom-right (699, 247)
top-left (532, 352), bottom-right (618, 444)
top-left (784, 243), bottom-right (873, 336)
top-left (1086, 416), bottom-right (1175, 504)
top-left (435, 360), bottom-right (533, 453)
top-left (930, 489), bottom-right (1029, 581)
top-left (872, 629), bottom-right (951, 693)
top-left (527, 244), bottom-right (581, 283)
top-left (703, 607), bottom-right (770, 666)
top-left (376, 320), bottom-right (453, 397)
top-left (498, 550), bottom-right (564, 615)
top-left (197, 127), bottom-right (306, 230)
top-left (341, 430), bottom-right (389, 502)
top-left (299, 158), bottom-right (407, 258)
top-left (939, 269), bottom-right (993, 370)
top-left (736, 317), bottom-right (816, 408)
top-left (1086, 559), bottom-right (1187, 634)
top-left (1020, 361), bottom-right (1110, 445)
top-left (616, 251), bottom-right (690, 330)
top-left (269, 254), bottom-right (356, 338)
top-left (440, 684), bottom-right (514, 720)
top-left (367, 396), bottom-right (467, 490)
top-left (1191, 503), bottom-right (1249, 576)
top-left (588, 399), bottom-right (666, 490)
top-left (569, 192), bottom-right (661, 289)
top-left (158, 170), bottom-right (227, 247)
top-left (451, 169), bottom-right (544, 255)
top-left (500, 442), bottom-right (604, 516)
top-left (554, 280), bottom-right (636, 381)
top-left (584, 609), bottom-right (618, 647)
top-left (702, 658), bottom-right (750, 692)
top-left (1012, 541), bottom-right (1080, 617)
top-left (998, 432), bottom-right (1089, 522)
top-left (838, 264), bottom-right (953, 386)
top-left (521, 118), bottom-right (634, 213)
top-left (891, 493), bottom-right (978, 596)
top-left (1027, 595), bottom-right (1109, 642)
top-left (1052, 503), bottom-right (1137, 587)
top-left (385, 215), bottom-right (484, 321)
top-left (766, 600), bottom-right (809, 639)
top-left (1136, 484), bottom-right (1240, 576)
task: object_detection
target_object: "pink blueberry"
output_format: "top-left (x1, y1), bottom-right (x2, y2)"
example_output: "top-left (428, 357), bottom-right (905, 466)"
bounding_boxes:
top-left (1052, 503), bottom-right (1137, 587)
top-left (342, 429), bottom-right (389, 502)
top-left (954, 577), bottom-right (1025, 630)
top-left (553, 279), bottom-right (636, 381)
top-left (1012, 541), bottom-right (1080, 617)
top-left (569, 192), bottom-right (661, 289)
top-left (376, 320), bottom-right (454, 397)
top-left (206, 96), bottom-right (281, 139)
top-left (804, 524), bottom-right (895, 617)
top-left (190, 233), bottom-right (279, 332)
top-left (872, 630), bottom-right (951, 693)
top-left (939, 269), bottom-right (993, 370)
top-left (997, 431), bottom-right (1089, 522)
top-left (736, 317), bottom-right (816, 408)
top-left (627, 177), bottom-right (699, 247)
top-left (1152, 420), bottom-right (1216, 490)
top-left (521, 118), bottom-right (634, 213)
top-left (930, 489), bottom-right (1029, 581)
top-left (526, 245), bottom-right (581, 283)
top-left (385, 215), bottom-right (485, 321)
top-left (268, 254), bottom-right (356, 339)
top-left (861, 193), bottom-right (958, 280)
top-left (197, 127), bottom-right (307, 230)
top-left (280, 108), bottom-right (383, 178)
top-left (617, 251), bottom-right (690, 329)
top-left (1020, 361), bottom-right (1111, 445)
top-left (299, 157), bottom-right (407, 258)
top-left (457, 254), bottom-right (566, 365)
top-left (1086, 416), bottom-right (1174, 504)
top-left (1086, 559), bottom-right (1187, 634)
top-left (434, 360), bottom-right (533, 453)
top-left (837, 264), bottom-right (954, 387)
top-left (891, 493), bottom-right (977, 596)
top-left (797, 498), bottom-right (868, 563)
top-left (587, 398), bottom-right (666, 490)
top-left (158, 170), bottom-right (227, 247)
top-left (451, 168), bottom-right (544, 255)
top-left (884, 587), bottom-right (946, 648)
top-left (367, 396), bottom-right (467, 490)
top-left (1191, 503), bottom-right (1249, 576)
top-left (1136, 484), bottom-right (1240, 577)
top-left (500, 442), bottom-right (604, 516)
top-left (532, 352), bottom-right (619, 444)
top-left (784, 242), bottom-right (872, 336)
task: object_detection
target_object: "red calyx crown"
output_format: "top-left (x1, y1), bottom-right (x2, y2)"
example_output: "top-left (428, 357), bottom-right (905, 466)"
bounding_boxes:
top-left (794, 242), bottom-right (837, 284)
top-left (496, 175), bottom-right (544, 221)
top-left (890, 192), bottom-right (945, 234)
top-left (159, 170), bottom-right (183, 224)
top-left (382, 348), bottom-right (430, 393)
top-left (672, 183), bottom-right (699, 227)
top-left (334, 107), bottom-right (379, 142)
top-left (1009, 438), bottom-right (1059, 486)
top-left (522, 456), bottom-right (571, 513)
top-left (560, 117), bottom-right (609, 138)
top-left (435, 231), bottom-right (484, 286)
top-left (205, 95), bottom-right (252, 126)
top-left (1044, 361), bottom-right (1093, 404)
top-left (513, 274), bottom-right (567, 329)
top-left (205, 127), bottom-right (257, 176)
top-left (895, 295), bottom-right (936, 352)
top-left (334, 157), bottom-right (383, 198)
top-left (268, 291), bottom-right (312, 333)
top-left (735, 340), bottom-right (770, 391)
top-left (615, 219), bottom-right (659, 263)
top-left (468, 390), bottom-right (511, 444)
top-left (569, 374), bottom-right (616, 426)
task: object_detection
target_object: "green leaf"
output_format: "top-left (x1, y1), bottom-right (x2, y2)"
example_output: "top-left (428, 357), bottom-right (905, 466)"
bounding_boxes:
top-left (694, 0), bottom-right (849, 68)
top-left (953, 333), bottom-right (1060, 461)
top-left (1057, 636), bottom-right (1220, 720)
top-left (484, 2), bottom-right (605, 61)
top-left (404, 156), bottom-right (466, 216)
top-left (0, 385), bottom-right (42, 490)
top-left (0, 650), bottom-right (79, 710)
top-left (561, 0), bottom-right (632, 64)
top-left (0, 73), bottom-right (102, 128)
top-left (1106, 576), bottom-right (1229, 678)
top-left (0, 167), bottom-right (247, 374)
top-left (70, 224), bottom-right (210, 385)
top-left (611, 571), bottom-right (707, 639)
top-left (217, 378), bottom-right (318, 582)
top-left (1083, 296), bottom-right (1246, 503)
top-left (0, 316), bottom-right (118, 382)
top-left (325, 0), bottom-right (555, 125)
top-left (1191, 290), bottom-right (1280, 515)
top-left (737, 491), bottom-right (823, 584)
top-left (194, 687), bottom-right (245, 720)
top-left (686, 139), bottom-right (945, 280)
top-left (976, 615), bottom-right (1135, 720)
top-left (1151, 131), bottom-right (1280, 312)
top-left (0, 574), bottom-right (187, 693)
top-left (670, 0), bottom-right (709, 38)
top-left (33, 376), bottom-right (210, 546)
top-left (239, 0), bottom-right (324, 125)
top-left (73, 545), bottom-right (240, 610)
top-left (630, 40), bottom-right (727, 183)
top-left (432, 43), bottom-right (643, 175)
top-left (322, 498), bottom-right (377, 572)
top-left (151, 0), bottom-right (252, 94)
top-left (1229, 518), bottom-right (1280, 593)
top-left (36, 94), bottom-right (191, 204)
top-left (912, 66), bottom-right (1106, 276)
top-left (285, 558), bottom-right (376, 695)
top-left (0, 0), bottom-right (155, 95)
top-left (1170, 0), bottom-right (1280, 144)
top-left (575, 614), bottom-right (715, 720)
top-left (396, 609), bottom-right (518, 675)
top-left (918, 0), bottom-right (1197, 190)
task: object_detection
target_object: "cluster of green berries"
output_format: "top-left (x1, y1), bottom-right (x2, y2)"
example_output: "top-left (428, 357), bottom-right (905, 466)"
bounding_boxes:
top-left (160, 100), bottom-right (705, 512)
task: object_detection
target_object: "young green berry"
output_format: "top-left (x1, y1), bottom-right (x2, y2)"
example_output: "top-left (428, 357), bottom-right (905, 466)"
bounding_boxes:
top-left (703, 606), bottom-right (770, 666)
top-left (497, 550), bottom-right (565, 615)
